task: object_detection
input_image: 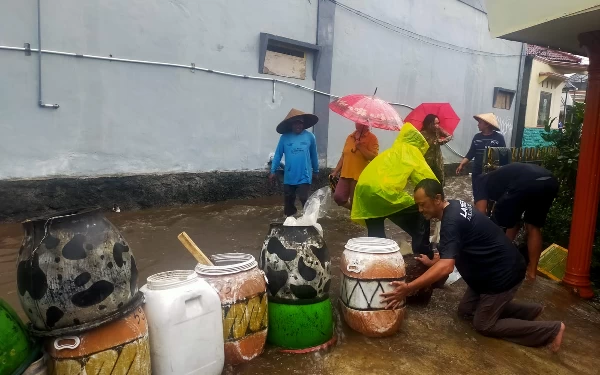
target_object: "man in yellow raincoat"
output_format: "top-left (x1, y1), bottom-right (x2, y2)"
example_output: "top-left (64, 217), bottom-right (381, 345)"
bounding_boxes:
top-left (351, 123), bottom-right (438, 256)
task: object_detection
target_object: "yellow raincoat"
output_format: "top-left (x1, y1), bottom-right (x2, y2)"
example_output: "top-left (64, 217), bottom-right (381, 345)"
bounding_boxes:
top-left (351, 123), bottom-right (438, 222)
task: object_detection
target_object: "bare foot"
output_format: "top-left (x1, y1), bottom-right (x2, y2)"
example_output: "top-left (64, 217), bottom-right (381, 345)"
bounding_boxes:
top-left (548, 323), bottom-right (565, 353)
top-left (525, 272), bottom-right (536, 281)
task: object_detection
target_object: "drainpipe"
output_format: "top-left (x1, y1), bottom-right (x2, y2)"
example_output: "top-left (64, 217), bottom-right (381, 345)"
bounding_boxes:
top-left (37, 0), bottom-right (59, 109)
top-left (510, 43), bottom-right (526, 147)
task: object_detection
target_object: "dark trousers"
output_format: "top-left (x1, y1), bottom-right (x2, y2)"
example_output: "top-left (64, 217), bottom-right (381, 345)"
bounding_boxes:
top-left (458, 282), bottom-right (561, 347)
top-left (283, 184), bottom-right (310, 217)
top-left (364, 204), bottom-right (432, 257)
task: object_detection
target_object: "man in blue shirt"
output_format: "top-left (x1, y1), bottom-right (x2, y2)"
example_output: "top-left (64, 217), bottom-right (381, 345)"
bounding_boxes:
top-left (456, 113), bottom-right (506, 212)
top-left (270, 109), bottom-right (319, 217)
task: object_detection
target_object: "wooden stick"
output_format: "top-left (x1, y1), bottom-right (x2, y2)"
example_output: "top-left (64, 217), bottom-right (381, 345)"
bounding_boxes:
top-left (177, 232), bottom-right (214, 266)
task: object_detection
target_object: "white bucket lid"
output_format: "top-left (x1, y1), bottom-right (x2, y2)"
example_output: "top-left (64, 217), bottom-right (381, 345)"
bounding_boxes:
top-left (146, 270), bottom-right (198, 290)
top-left (345, 237), bottom-right (400, 254)
top-left (195, 253), bottom-right (257, 276)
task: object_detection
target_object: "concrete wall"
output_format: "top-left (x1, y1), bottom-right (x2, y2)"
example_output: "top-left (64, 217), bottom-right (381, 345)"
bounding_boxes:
top-left (0, 0), bottom-right (317, 179)
top-left (328, 0), bottom-right (523, 165)
top-left (524, 59), bottom-right (564, 129)
top-left (0, 0), bottom-right (523, 179)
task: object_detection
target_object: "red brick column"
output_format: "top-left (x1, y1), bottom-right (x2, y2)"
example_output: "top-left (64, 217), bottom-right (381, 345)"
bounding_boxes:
top-left (563, 31), bottom-right (600, 299)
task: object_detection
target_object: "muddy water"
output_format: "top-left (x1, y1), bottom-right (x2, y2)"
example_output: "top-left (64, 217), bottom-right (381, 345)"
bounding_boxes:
top-left (1, 176), bottom-right (599, 374)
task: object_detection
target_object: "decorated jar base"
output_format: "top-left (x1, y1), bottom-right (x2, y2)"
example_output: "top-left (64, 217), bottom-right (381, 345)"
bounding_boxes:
top-left (267, 298), bottom-right (334, 350)
top-left (339, 302), bottom-right (405, 337)
top-left (46, 307), bottom-right (151, 375)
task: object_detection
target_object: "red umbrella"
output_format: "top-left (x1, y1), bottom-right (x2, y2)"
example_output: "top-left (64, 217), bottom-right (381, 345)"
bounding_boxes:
top-left (404, 103), bottom-right (460, 135)
top-left (329, 92), bottom-right (403, 131)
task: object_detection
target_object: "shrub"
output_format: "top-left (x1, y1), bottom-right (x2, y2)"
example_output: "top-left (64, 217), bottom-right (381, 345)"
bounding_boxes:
top-left (541, 103), bottom-right (600, 289)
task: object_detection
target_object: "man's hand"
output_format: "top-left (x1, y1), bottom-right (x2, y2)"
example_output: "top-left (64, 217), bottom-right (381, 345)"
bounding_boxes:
top-left (456, 164), bottom-right (464, 175)
top-left (268, 173), bottom-right (276, 184)
top-left (415, 253), bottom-right (439, 267)
top-left (380, 281), bottom-right (412, 310)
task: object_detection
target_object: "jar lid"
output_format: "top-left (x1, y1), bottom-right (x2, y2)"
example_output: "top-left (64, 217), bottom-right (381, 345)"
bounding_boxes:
top-left (344, 237), bottom-right (400, 254)
top-left (195, 253), bottom-right (257, 276)
top-left (146, 270), bottom-right (198, 290)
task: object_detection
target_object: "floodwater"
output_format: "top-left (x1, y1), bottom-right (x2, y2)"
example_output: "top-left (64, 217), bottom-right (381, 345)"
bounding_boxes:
top-left (1, 176), bottom-right (599, 374)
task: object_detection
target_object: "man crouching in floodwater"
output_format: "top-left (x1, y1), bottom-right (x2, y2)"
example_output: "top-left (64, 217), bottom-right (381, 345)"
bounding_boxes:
top-left (381, 179), bottom-right (565, 352)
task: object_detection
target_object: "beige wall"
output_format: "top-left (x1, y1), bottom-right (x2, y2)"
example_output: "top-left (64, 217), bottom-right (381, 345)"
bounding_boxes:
top-left (525, 59), bottom-right (565, 129)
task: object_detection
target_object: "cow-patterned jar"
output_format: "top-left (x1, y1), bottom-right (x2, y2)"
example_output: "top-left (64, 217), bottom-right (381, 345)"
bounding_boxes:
top-left (259, 223), bottom-right (331, 302)
top-left (17, 208), bottom-right (140, 335)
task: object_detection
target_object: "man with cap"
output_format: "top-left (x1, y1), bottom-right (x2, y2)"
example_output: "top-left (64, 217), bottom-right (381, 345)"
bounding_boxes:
top-left (476, 163), bottom-right (559, 280)
top-left (270, 109), bottom-right (319, 217)
top-left (455, 113), bottom-right (506, 212)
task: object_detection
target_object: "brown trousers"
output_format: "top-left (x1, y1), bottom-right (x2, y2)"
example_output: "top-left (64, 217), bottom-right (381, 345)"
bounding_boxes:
top-left (458, 282), bottom-right (561, 347)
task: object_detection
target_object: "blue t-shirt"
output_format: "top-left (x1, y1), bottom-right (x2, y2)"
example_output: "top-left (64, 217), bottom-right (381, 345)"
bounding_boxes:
top-left (271, 131), bottom-right (319, 185)
top-left (464, 131), bottom-right (506, 176)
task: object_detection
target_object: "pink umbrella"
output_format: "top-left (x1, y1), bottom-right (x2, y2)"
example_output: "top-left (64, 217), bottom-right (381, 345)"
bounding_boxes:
top-left (329, 91), bottom-right (403, 131)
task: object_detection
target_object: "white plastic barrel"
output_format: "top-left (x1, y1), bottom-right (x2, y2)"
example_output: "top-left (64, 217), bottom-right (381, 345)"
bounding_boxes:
top-left (140, 270), bottom-right (224, 375)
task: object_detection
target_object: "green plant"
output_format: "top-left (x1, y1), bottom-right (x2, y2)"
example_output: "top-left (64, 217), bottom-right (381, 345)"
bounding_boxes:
top-left (541, 103), bottom-right (600, 289)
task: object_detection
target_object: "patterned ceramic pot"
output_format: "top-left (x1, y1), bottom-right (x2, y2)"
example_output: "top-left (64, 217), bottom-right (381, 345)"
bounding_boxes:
top-left (46, 306), bottom-right (150, 375)
top-left (196, 254), bottom-right (268, 365)
top-left (340, 238), bottom-right (406, 337)
top-left (259, 224), bottom-right (331, 302)
top-left (17, 208), bottom-right (140, 335)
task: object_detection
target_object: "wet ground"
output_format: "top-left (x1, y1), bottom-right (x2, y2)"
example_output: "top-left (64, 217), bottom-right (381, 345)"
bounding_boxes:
top-left (1, 176), bottom-right (599, 374)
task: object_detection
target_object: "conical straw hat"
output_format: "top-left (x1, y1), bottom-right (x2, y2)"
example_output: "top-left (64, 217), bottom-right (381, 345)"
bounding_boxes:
top-left (473, 113), bottom-right (500, 130)
top-left (276, 109), bottom-right (319, 134)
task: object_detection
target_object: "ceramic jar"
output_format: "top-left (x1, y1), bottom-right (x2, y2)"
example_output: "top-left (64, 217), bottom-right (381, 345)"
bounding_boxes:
top-left (340, 238), bottom-right (406, 337)
top-left (196, 253), bottom-right (268, 365)
top-left (46, 306), bottom-right (150, 375)
top-left (17, 208), bottom-right (140, 335)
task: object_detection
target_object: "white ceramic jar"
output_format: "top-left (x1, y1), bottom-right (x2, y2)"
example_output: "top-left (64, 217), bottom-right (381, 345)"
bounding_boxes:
top-left (140, 270), bottom-right (224, 375)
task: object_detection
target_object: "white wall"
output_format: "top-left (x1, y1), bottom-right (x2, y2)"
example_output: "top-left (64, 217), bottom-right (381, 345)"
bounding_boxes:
top-left (328, 0), bottom-right (523, 165)
top-left (0, 0), bottom-right (317, 179)
top-left (0, 0), bottom-right (523, 180)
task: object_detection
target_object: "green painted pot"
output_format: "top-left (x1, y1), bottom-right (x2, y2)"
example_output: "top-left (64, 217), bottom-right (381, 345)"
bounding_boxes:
top-left (0, 299), bottom-right (34, 375)
top-left (267, 298), bottom-right (334, 349)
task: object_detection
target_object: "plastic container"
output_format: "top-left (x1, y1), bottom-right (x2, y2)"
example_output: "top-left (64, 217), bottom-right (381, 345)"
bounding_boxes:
top-left (196, 254), bottom-right (267, 365)
top-left (0, 299), bottom-right (38, 375)
top-left (140, 270), bottom-right (224, 375)
top-left (17, 208), bottom-right (140, 334)
top-left (260, 223), bottom-right (331, 302)
top-left (46, 306), bottom-right (150, 374)
top-left (340, 237), bottom-right (406, 337)
top-left (267, 298), bottom-right (334, 349)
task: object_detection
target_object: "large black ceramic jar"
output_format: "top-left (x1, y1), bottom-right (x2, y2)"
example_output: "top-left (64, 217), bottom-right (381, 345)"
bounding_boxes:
top-left (259, 223), bottom-right (331, 302)
top-left (17, 208), bottom-right (140, 335)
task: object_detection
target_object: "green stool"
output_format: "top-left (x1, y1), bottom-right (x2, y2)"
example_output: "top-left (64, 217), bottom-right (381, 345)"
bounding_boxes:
top-left (267, 298), bottom-right (334, 349)
top-left (0, 299), bottom-right (37, 375)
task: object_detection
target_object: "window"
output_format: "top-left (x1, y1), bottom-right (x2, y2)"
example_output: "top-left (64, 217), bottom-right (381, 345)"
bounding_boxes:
top-left (537, 92), bottom-right (552, 127)
top-left (263, 43), bottom-right (306, 79)
top-left (493, 87), bottom-right (515, 110)
top-left (259, 33), bottom-right (321, 80)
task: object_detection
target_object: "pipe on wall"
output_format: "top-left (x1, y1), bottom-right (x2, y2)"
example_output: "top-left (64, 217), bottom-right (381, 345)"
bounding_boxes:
top-left (37, 0), bottom-right (59, 109)
top-left (0, 44), bottom-right (415, 110)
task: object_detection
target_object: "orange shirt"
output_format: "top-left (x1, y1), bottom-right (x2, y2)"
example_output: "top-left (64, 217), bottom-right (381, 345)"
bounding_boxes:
top-left (341, 131), bottom-right (379, 181)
